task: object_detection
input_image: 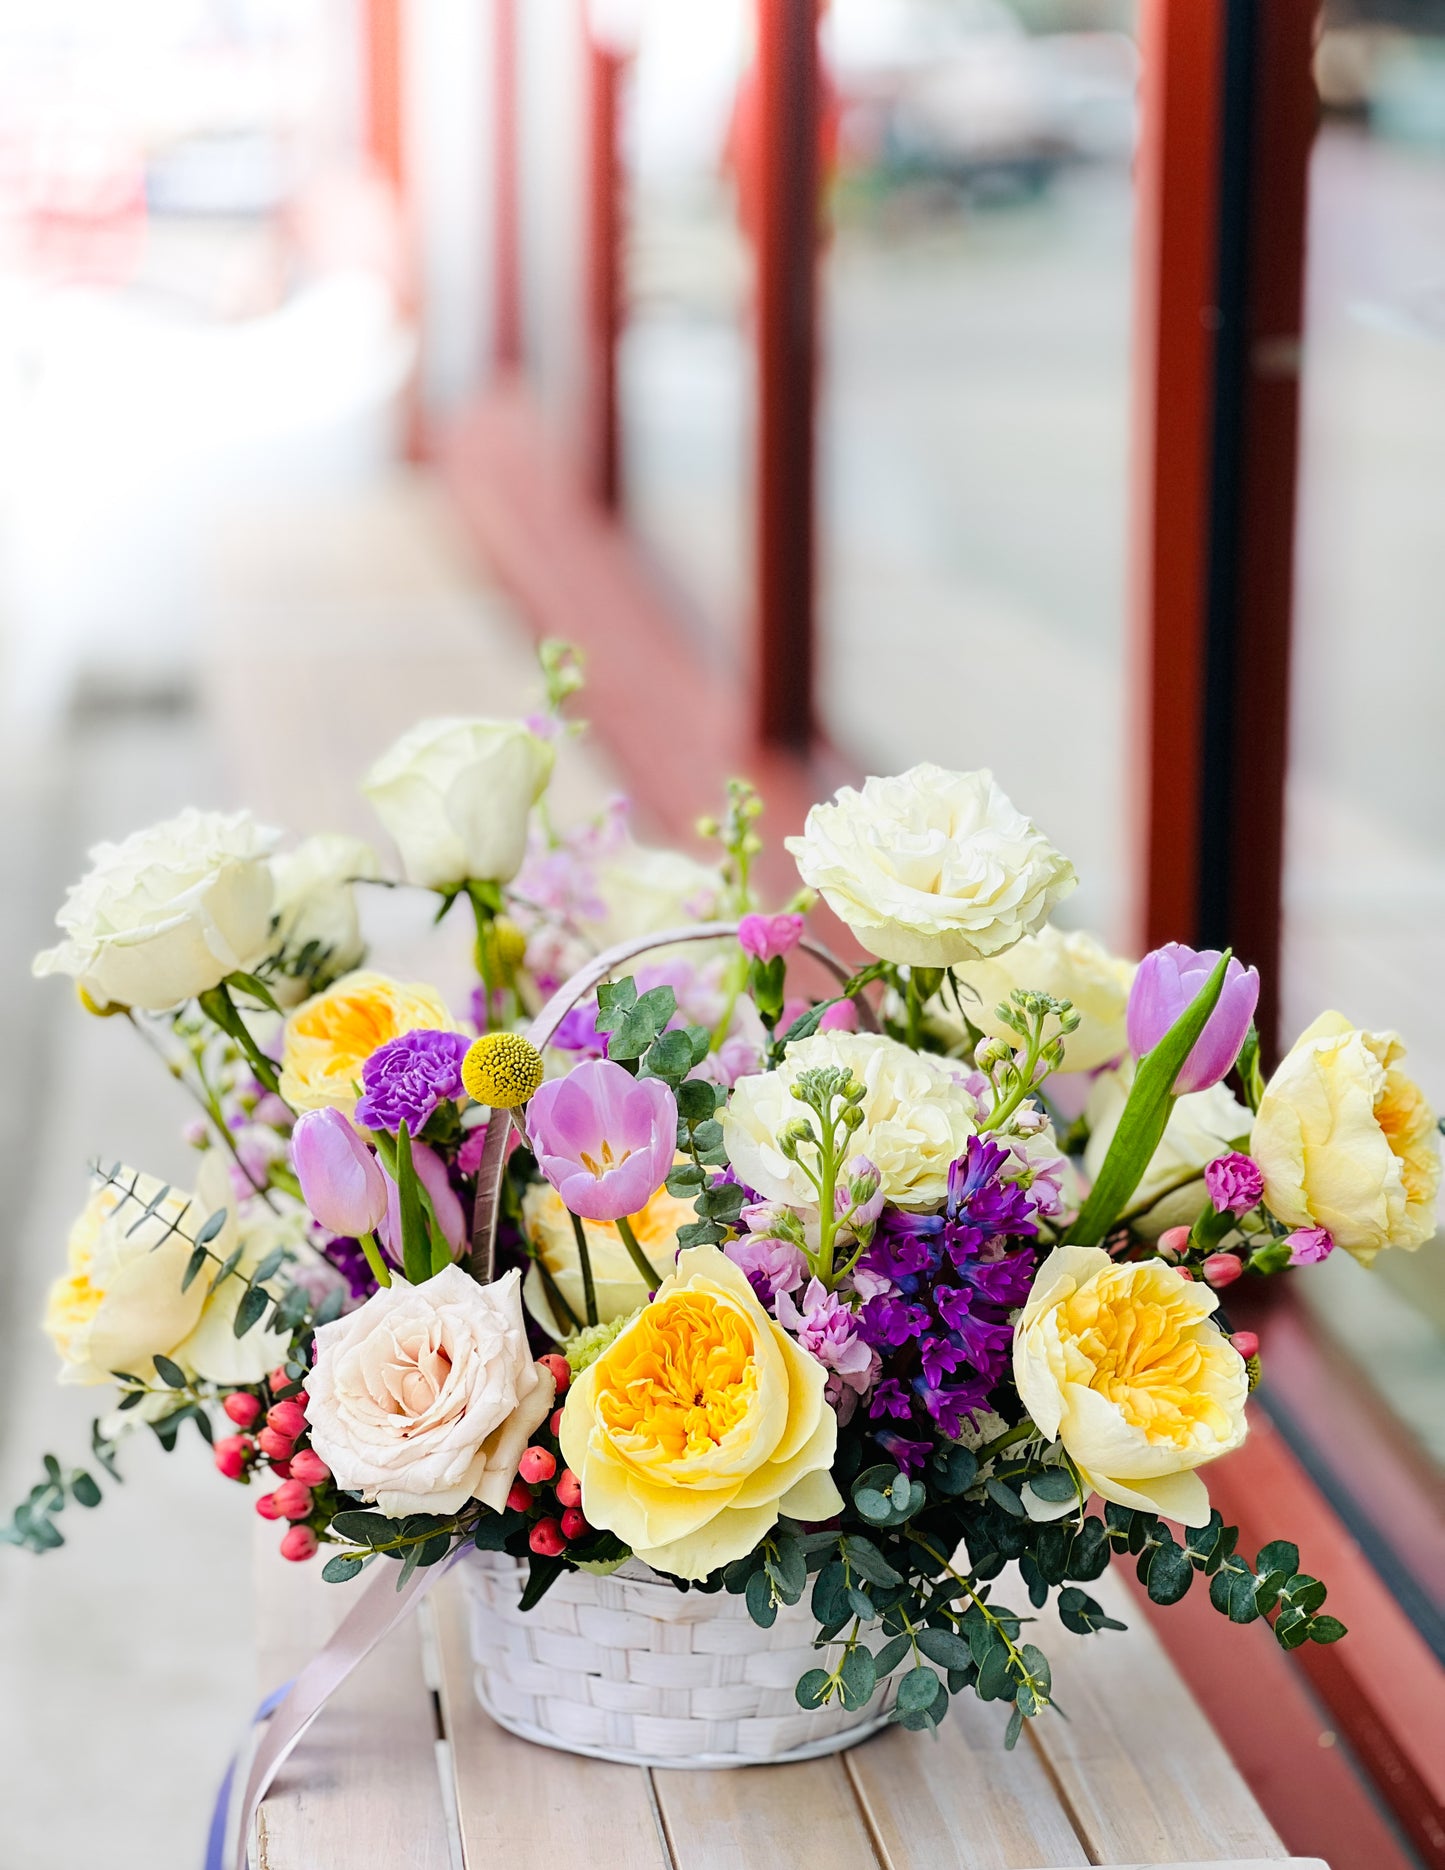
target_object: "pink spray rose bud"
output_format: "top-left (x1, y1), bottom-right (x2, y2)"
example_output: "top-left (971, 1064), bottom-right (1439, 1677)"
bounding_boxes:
top-left (1232, 1330), bottom-right (1259, 1361)
top-left (279, 1524), bottom-right (319, 1563)
top-left (1204, 1151), bottom-right (1265, 1216)
top-left (292, 1107), bottom-right (389, 1239)
top-left (287, 1449), bottom-right (331, 1486)
top-left (560, 1507), bottom-right (588, 1541)
top-left (267, 1399), bottom-right (308, 1440)
top-left (529, 1517), bottom-right (567, 1557)
top-left (1126, 943), bottom-right (1260, 1094)
top-left (818, 998), bottom-right (859, 1033)
top-left (1157, 1225), bottom-right (1193, 1260)
top-left (526, 1057), bottom-right (677, 1222)
top-left (270, 1479), bottom-right (314, 1521)
top-left (518, 1446), bottom-right (557, 1485)
top-left (213, 1435), bottom-right (252, 1481)
top-left (223, 1391), bottom-right (263, 1429)
top-left (555, 1468), bottom-right (582, 1510)
top-left (1202, 1252), bottom-right (1244, 1289)
top-left (1286, 1227), bottom-right (1334, 1267)
top-left (258, 1427), bottom-right (295, 1463)
top-left (255, 1491), bottom-right (283, 1521)
top-left (737, 912), bottom-right (805, 964)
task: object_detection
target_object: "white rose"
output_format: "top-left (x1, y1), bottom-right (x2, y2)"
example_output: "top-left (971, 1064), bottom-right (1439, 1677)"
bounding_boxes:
top-left (304, 1265), bottom-right (555, 1516)
top-left (33, 809), bottom-right (280, 1012)
top-left (585, 840), bottom-right (722, 946)
top-left (944, 925), bottom-right (1135, 1074)
top-left (724, 1031), bottom-right (982, 1211)
top-left (268, 834), bottom-right (380, 1005)
top-left (362, 718), bottom-right (554, 889)
top-left (785, 764), bottom-right (1075, 969)
top-left (1084, 1063), bottom-right (1251, 1237)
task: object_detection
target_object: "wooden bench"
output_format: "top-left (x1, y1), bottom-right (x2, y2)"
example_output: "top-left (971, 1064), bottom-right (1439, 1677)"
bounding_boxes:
top-left (252, 1548), bottom-right (1327, 1870)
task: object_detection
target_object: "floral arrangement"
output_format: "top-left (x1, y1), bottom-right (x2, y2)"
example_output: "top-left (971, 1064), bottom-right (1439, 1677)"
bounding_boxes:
top-left (11, 645), bottom-right (1439, 1752)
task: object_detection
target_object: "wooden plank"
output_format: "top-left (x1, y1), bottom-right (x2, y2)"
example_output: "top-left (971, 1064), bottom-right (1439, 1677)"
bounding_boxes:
top-left (253, 1532), bottom-right (451, 1870)
top-left (651, 1754), bottom-right (881, 1870)
top-left (845, 1696), bottom-right (1089, 1870)
top-left (1026, 1568), bottom-right (1287, 1865)
top-left (430, 1578), bottom-right (670, 1869)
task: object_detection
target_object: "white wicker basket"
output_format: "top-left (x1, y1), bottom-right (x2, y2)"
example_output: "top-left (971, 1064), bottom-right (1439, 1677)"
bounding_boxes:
top-left (460, 1550), bottom-right (892, 1768)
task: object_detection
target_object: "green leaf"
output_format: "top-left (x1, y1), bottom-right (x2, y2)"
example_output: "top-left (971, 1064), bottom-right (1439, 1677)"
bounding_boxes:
top-left (233, 1285), bottom-right (270, 1338)
top-left (181, 1244), bottom-right (210, 1293)
top-left (518, 1554), bottom-right (565, 1612)
top-left (1057, 1587), bottom-right (1127, 1635)
top-left (838, 1646), bottom-right (878, 1710)
top-left (394, 1120), bottom-right (431, 1286)
top-left (874, 1633), bottom-right (912, 1676)
top-left (854, 1489), bottom-right (893, 1524)
top-left (152, 1354), bottom-right (187, 1389)
top-left (1273, 1605), bottom-right (1311, 1650)
top-left (607, 987), bottom-right (678, 1060)
top-left (1070, 949), bottom-right (1235, 1247)
top-left (927, 1443), bottom-right (979, 1496)
top-left (194, 1207), bottom-right (229, 1246)
top-left (675, 1079), bottom-right (719, 1123)
top-left (665, 1163), bottom-right (705, 1194)
top-left (594, 978), bottom-right (638, 1031)
top-left (975, 1644), bottom-right (1015, 1702)
top-left (250, 1247), bottom-right (287, 1287)
top-left (745, 1569), bottom-right (777, 1628)
top-left (471, 1512), bottom-right (515, 1553)
top-left (1210, 1559), bottom-right (1260, 1624)
top-left (1255, 1539), bottom-right (1300, 1580)
top-left (1279, 1573), bottom-right (1327, 1616)
top-left (795, 1668), bottom-right (832, 1710)
top-left (726, 1549), bottom-right (764, 1594)
top-left (208, 1246), bottom-right (244, 1294)
top-left (1064, 1518), bottom-right (1110, 1582)
top-left (1025, 1467), bottom-right (1080, 1503)
top-left (915, 1627), bottom-right (973, 1672)
top-left (811, 1559), bottom-right (848, 1624)
top-left (226, 969), bottom-right (283, 1014)
top-left (1308, 1614), bottom-right (1347, 1644)
top-left (1143, 1539), bottom-right (1194, 1606)
top-left (896, 1665), bottom-right (941, 1713)
top-left (322, 1555), bottom-right (365, 1583)
top-left (765, 1536), bottom-right (808, 1606)
top-left (328, 1511), bottom-right (400, 1548)
top-left (842, 1535), bottom-right (902, 1588)
top-left (69, 1471), bottom-right (102, 1509)
top-left (1004, 1704), bottom-right (1026, 1750)
top-left (985, 1478), bottom-right (1026, 1518)
top-left (640, 1028), bottom-right (696, 1083)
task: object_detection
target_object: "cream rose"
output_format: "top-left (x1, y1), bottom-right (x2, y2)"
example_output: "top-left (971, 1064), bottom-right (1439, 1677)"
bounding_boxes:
top-left (944, 925), bottom-right (1135, 1074)
top-left (520, 1180), bottom-right (694, 1339)
top-left (724, 1031), bottom-right (982, 1211)
top-left (785, 764), bottom-right (1075, 968)
top-left (362, 718), bottom-right (554, 889)
top-left (559, 1246), bottom-right (841, 1579)
top-left (305, 1265), bottom-right (554, 1516)
top-left (1013, 1245), bottom-right (1248, 1527)
top-left (1084, 1063), bottom-right (1251, 1238)
top-left (268, 834), bottom-right (380, 1003)
top-left (33, 809), bottom-right (280, 1012)
top-left (1251, 1011), bottom-right (1440, 1264)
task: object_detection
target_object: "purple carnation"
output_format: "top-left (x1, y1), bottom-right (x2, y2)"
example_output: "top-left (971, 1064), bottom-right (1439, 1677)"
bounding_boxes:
top-left (1204, 1151), bottom-right (1265, 1217)
top-left (355, 1030), bottom-right (469, 1134)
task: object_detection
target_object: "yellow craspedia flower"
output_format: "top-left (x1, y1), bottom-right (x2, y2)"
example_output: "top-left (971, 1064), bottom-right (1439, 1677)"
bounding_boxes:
top-left (462, 1033), bottom-right (544, 1109)
top-left (279, 969), bottom-right (456, 1116)
top-left (1013, 1245), bottom-right (1247, 1528)
top-left (1251, 1011), bottom-right (1440, 1265)
top-left (519, 1178), bottom-right (696, 1337)
top-left (559, 1245), bottom-right (842, 1579)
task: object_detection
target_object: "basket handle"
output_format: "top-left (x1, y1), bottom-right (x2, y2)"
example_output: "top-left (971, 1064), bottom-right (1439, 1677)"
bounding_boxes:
top-left (469, 920), bottom-right (874, 1277)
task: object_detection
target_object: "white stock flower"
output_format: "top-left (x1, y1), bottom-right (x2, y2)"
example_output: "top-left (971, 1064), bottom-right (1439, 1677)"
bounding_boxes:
top-left (785, 764), bottom-right (1075, 968)
top-left (944, 925), bottom-right (1135, 1074)
top-left (723, 1032), bottom-right (981, 1211)
top-left (362, 718), bottom-right (554, 889)
top-left (268, 834), bottom-right (380, 1003)
top-left (304, 1266), bottom-right (555, 1516)
top-left (33, 809), bottom-right (280, 1012)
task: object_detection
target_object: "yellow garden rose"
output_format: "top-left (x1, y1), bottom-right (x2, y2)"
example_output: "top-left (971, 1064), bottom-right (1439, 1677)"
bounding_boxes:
top-left (1012, 1245), bottom-right (1248, 1527)
top-left (1251, 1011), bottom-right (1440, 1265)
top-left (279, 969), bottom-right (457, 1115)
top-left (559, 1246), bottom-right (842, 1579)
top-left (519, 1179), bottom-right (696, 1339)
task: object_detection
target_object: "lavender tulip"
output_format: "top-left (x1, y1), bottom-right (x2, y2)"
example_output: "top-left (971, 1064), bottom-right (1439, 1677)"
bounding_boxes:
top-left (293, 1108), bottom-right (388, 1238)
top-left (525, 1057), bottom-right (677, 1222)
top-left (1126, 943), bottom-right (1259, 1094)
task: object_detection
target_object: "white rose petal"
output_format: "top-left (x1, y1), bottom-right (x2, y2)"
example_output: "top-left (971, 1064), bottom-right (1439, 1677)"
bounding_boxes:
top-left (268, 833), bottom-right (380, 1003)
top-left (785, 764), bottom-right (1075, 968)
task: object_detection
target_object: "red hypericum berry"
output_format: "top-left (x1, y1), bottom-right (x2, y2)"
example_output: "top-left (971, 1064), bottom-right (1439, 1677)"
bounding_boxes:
top-left (518, 1446), bottom-right (557, 1485)
top-left (268, 1458), bottom-right (292, 1480)
top-left (560, 1507), bottom-right (588, 1540)
top-left (1157, 1225), bottom-right (1192, 1260)
top-left (213, 1435), bottom-right (251, 1481)
top-left (258, 1427), bottom-right (295, 1463)
top-left (539, 1353), bottom-right (570, 1396)
top-left (255, 1491), bottom-right (283, 1521)
top-left (555, 1468), bottom-right (582, 1510)
top-left (1202, 1252), bottom-right (1244, 1289)
top-left (268, 1366), bottom-right (292, 1394)
top-left (1232, 1330), bottom-right (1260, 1361)
top-left (506, 1481), bottom-right (535, 1514)
top-left (529, 1517), bottom-right (567, 1557)
top-left (270, 1480), bottom-right (314, 1521)
top-left (279, 1524), bottom-right (319, 1562)
top-left (223, 1392), bottom-right (263, 1429)
top-left (549, 1409), bottom-right (564, 1439)
top-left (287, 1449), bottom-right (331, 1486)
top-left (1175, 1267), bottom-right (1196, 1281)
top-left (266, 1399), bottom-right (308, 1440)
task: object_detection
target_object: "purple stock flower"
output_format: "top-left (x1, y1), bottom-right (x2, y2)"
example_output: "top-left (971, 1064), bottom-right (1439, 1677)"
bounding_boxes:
top-left (293, 1108), bottom-right (388, 1237)
top-left (1204, 1150), bottom-right (1265, 1216)
top-left (725, 1234), bottom-right (808, 1305)
top-left (1127, 943), bottom-right (1260, 1094)
top-left (354, 1030), bottom-right (469, 1134)
top-left (552, 1003), bottom-right (607, 1057)
top-left (525, 1057), bottom-right (677, 1222)
top-left (1287, 1226), bottom-right (1334, 1266)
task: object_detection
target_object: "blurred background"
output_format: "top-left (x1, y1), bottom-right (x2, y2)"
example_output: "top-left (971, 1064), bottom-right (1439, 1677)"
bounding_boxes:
top-left (0, 1), bottom-right (1443, 1865)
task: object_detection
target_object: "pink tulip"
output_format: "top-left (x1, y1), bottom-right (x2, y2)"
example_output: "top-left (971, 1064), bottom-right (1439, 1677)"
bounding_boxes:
top-left (525, 1058), bottom-right (677, 1222)
top-left (1126, 943), bottom-right (1259, 1094)
top-left (292, 1108), bottom-right (388, 1238)
top-left (738, 912), bottom-right (805, 964)
top-left (378, 1138), bottom-right (467, 1261)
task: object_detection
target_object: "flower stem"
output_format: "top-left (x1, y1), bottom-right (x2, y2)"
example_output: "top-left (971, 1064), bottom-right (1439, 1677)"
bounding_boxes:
top-left (358, 1230), bottom-right (392, 1289)
top-left (533, 1250), bottom-right (582, 1335)
top-left (614, 1214), bottom-right (663, 1290)
top-left (126, 1012), bottom-right (279, 1212)
top-left (569, 1210), bottom-right (599, 1326)
top-left (974, 1419), bottom-right (1037, 1461)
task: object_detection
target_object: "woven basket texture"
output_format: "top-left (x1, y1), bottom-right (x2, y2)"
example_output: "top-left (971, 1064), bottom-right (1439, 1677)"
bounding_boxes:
top-left (461, 1550), bottom-right (891, 1769)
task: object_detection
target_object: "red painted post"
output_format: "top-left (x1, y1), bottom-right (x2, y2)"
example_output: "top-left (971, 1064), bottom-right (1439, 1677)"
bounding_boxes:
top-left (493, 0), bottom-right (523, 374)
top-left (753, 0), bottom-right (819, 751)
top-left (362, 0), bottom-right (405, 196)
top-left (583, 31), bottom-right (624, 509)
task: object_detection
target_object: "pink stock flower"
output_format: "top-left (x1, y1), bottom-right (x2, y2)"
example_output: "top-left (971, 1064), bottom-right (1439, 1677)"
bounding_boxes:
top-left (738, 912), bottom-right (805, 964)
top-left (1286, 1226), bottom-right (1334, 1266)
top-left (818, 999), bottom-right (859, 1034)
top-left (1126, 943), bottom-right (1259, 1094)
top-left (775, 1277), bottom-right (878, 1421)
top-left (725, 1234), bottom-right (808, 1305)
top-left (525, 1057), bottom-right (677, 1222)
top-left (293, 1108), bottom-right (389, 1238)
top-left (1204, 1151), bottom-right (1265, 1217)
